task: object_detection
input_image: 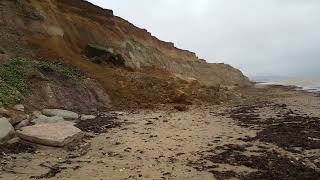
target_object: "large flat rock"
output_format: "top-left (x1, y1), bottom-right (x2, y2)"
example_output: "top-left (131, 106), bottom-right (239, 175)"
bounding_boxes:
top-left (17, 122), bottom-right (83, 147)
top-left (42, 109), bottom-right (79, 120)
top-left (0, 117), bottom-right (15, 142)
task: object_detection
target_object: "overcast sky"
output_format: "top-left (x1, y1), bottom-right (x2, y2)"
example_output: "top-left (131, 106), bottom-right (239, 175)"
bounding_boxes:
top-left (88, 0), bottom-right (320, 77)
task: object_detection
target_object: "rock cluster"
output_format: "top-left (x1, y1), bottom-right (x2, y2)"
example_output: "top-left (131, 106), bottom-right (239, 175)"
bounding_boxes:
top-left (0, 105), bottom-right (97, 147)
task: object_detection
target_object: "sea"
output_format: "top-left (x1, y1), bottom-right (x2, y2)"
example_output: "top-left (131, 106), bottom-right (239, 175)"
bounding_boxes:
top-left (251, 76), bottom-right (320, 93)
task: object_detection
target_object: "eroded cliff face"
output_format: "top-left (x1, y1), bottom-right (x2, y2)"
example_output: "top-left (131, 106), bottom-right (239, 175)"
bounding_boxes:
top-left (0, 0), bottom-right (250, 87)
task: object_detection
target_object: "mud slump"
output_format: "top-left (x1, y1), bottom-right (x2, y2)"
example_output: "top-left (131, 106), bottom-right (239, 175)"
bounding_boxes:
top-left (190, 102), bottom-right (320, 180)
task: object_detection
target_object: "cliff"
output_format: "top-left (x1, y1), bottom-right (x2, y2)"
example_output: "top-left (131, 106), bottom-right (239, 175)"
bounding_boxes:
top-left (0, 0), bottom-right (251, 108)
top-left (0, 0), bottom-right (250, 85)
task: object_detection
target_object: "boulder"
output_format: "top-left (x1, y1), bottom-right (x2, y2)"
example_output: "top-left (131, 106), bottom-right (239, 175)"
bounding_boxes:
top-left (17, 122), bottom-right (83, 147)
top-left (42, 109), bottom-right (79, 120)
top-left (8, 113), bottom-right (29, 125)
top-left (13, 104), bottom-right (25, 112)
top-left (32, 115), bottom-right (64, 124)
top-left (80, 115), bottom-right (97, 121)
top-left (0, 117), bottom-right (15, 142)
top-left (0, 107), bottom-right (29, 125)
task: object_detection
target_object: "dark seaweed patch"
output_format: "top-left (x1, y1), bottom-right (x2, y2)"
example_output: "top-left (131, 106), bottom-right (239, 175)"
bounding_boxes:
top-left (75, 115), bottom-right (121, 134)
top-left (190, 147), bottom-right (320, 180)
top-left (227, 103), bottom-right (320, 152)
top-left (0, 141), bottom-right (35, 158)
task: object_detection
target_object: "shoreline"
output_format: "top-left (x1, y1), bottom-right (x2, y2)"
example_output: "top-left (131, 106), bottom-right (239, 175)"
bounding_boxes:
top-left (254, 81), bottom-right (320, 94)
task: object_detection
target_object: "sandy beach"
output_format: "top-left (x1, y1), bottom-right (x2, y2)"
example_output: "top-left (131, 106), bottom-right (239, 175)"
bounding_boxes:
top-left (1, 1), bottom-right (320, 179)
top-left (1, 85), bottom-right (319, 180)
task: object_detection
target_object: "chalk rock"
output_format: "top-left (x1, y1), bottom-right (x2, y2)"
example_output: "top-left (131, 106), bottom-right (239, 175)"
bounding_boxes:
top-left (17, 122), bottom-right (83, 147)
top-left (32, 115), bottom-right (64, 124)
top-left (42, 109), bottom-right (79, 120)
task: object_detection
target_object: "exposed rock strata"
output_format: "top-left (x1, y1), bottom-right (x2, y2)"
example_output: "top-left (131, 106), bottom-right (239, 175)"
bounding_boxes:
top-left (0, 0), bottom-right (250, 87)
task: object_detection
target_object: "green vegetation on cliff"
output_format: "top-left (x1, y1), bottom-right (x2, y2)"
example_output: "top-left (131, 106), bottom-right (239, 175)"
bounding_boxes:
top-left (0, 58), bottom-right (84, 106)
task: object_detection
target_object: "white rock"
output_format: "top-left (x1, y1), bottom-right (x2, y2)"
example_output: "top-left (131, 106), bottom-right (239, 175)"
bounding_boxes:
top-left (17, 122), bottom-right (83, 147)
top-left (13, 104), bottom-right (25, 112)
top-left (0, 117), bottom-right (15, 142)
top-left (32, 115), bottom-right (64, 124)
top-left (80, 115), bottom-right (97, 121)
top-left (42, 109), bottom-right (79, 120)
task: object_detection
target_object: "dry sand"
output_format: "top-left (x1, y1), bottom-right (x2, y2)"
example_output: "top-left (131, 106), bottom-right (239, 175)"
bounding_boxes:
top-left (1, 86), bottom-right (320, 180)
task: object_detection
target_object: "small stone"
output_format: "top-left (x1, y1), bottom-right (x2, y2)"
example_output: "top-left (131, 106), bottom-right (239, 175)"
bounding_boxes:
top-left (9, 114), bottom-right (29, 126)
top-left (15, 119), bottom-right (31, 129)
top-left (80, 115), bottom-right (97, 121)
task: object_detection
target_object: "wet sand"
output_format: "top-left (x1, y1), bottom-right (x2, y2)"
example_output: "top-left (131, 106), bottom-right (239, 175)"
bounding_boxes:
top-left (1, 85), bottom-right (320, 180)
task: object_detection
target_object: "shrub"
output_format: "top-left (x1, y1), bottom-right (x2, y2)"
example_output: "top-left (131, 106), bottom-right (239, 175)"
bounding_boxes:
top-left (0, 58), bottom-right (31, 93)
